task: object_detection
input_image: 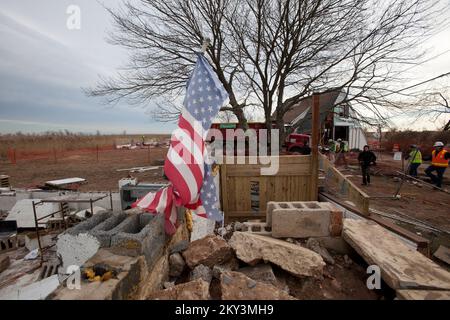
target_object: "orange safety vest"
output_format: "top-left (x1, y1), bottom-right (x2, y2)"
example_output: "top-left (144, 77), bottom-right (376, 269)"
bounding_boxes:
top-left (432, 149), bottom-right (449, 167)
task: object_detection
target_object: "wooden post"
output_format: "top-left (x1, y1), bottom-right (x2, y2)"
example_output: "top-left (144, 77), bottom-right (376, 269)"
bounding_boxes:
top-left (96, 145), bottom-right (99, 162)
top-left (310, 93), bottom-right (320, 200)
top-left (147, 146), bottom-right (150, 163)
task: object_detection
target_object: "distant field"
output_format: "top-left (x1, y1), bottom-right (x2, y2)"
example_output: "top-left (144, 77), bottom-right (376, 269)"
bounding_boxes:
top-left (0, 132), bottom-right (170, 159)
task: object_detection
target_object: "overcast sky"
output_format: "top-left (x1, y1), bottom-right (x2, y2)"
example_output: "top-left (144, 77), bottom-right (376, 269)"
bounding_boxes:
top-left (0, 0), bottom-right (449, 134)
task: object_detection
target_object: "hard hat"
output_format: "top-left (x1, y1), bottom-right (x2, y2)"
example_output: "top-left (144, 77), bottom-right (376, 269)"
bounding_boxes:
top-left (410, 144), bottom-right (417, 148)
top-left (433, 141), bottom-right (444, 147)
top-left (328, 139), bottom-right (333, 142)
top-left (337, 138), bottom-right (342, 142)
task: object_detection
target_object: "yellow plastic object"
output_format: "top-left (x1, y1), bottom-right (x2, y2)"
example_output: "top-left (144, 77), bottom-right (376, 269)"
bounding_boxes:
top-left (101, 271), bottom-right (113, 282)
top-left (185, 209), bottom-right (193, 232)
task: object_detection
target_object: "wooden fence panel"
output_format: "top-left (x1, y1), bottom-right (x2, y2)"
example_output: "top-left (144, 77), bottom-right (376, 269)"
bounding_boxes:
top-left (320, 154), bottom-right (370, 215)
top-left (220, 155), bottom-right (317, 223)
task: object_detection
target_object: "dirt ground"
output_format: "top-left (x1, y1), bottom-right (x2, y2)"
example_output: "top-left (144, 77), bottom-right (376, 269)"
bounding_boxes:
top-left (327, 152), bottom-right (450, 254)
top-left (0, 147), bottom-right (169, 191)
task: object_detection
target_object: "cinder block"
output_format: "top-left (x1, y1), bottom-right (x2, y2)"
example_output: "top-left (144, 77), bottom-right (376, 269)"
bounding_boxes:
top-left (110, 213), bottom-right (167, 270)
top-left (0, 234), bottom-right (18, 253)
top-left (66, 211), bottom-right (111, 235)
top-left (242, 221), bottom-right (272, 236)
top-left (88, 213), bottom-right (128, 247)
top-left (270, 201), bottom-right (343, 238)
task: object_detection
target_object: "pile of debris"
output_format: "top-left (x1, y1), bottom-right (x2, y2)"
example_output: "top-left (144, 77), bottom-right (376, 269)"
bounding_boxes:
top-left (149, 201), bottom-right (380, 300)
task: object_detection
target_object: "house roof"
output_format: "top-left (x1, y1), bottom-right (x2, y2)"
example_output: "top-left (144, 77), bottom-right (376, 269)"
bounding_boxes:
top-left (278, 89), bottom-right (342, 126)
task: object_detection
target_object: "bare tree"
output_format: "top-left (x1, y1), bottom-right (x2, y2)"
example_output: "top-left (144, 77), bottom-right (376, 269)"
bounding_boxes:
top-left (226, 0), bottom-right (446, 144)
top-left (89, 0), bottom-right (446, 144)
top-left (88, 0), bottom-right (250, 128)
top-left (410, 89), bottom-right (450, 130)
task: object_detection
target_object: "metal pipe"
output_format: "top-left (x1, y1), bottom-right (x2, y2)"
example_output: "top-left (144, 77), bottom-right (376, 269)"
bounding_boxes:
top-left (32, 201), bottom-right (44, 266)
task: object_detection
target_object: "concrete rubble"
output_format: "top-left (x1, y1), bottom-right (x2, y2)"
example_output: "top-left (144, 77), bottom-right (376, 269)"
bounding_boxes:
top-left (189, 264), bottom-right (213, 283)
top-left (229, 232), bottom-right (325, 278)
top-left (182, 234), bottom-right (234, 268)
top-left (2, 193), bottom-right (449, 301)
top-left (148, 278), bottom-right (210, 300)
top-left (220, 271), bottom-right (296, 300)
top-left (168, 252), bottom-right (185, 277)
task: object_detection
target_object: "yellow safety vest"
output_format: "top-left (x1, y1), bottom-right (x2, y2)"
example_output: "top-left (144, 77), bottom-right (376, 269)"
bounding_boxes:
top-left (409, 150), bottom-right (422, 164)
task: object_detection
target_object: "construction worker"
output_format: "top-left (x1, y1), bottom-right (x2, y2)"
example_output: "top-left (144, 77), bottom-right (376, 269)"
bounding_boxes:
top-left (405, 144), bottom-right (422, 177)
top-left (335, 138), bottom-right (348, 167)
top-left (424, 141), bottom-right (450, 189)
top-left (358, 145), bottom-right (377, 186)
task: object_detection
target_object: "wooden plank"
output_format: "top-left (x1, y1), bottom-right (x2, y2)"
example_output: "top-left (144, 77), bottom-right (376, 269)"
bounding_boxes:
top-left (396, 289), bottom-right (450, 300)
top-left (321, 154), bottom-right (370, 215)
top-left (320, 192), bottom-right (430, 255)
top-left (433, 245), bottom-right (450, 265)
top-left (226, 164), bottom-right (311, 176)
top-left (343, 219), bottom-right (450, 290)
top-left (223, 155), bottom-right (311, 165)
top-left (309, 94), bottom-right (319, 200)
top-left (219, 164), bottom-right (229, 216)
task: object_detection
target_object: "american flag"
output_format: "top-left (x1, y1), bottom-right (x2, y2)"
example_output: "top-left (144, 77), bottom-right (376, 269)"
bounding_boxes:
top-left (133, 53), bottom-right (228, 234)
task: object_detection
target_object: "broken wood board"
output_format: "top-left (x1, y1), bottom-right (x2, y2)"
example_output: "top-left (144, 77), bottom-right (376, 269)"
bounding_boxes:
top-left (433, 246), bottom-right (450, 266)
top-left (45, 177), bottom-right (86, 189)
top-left (396, 289), bottom-right (450, 300)
top-left (343, 219), bottom-right (450, 290)
top-left (320, 154), bottom-right (370, 215)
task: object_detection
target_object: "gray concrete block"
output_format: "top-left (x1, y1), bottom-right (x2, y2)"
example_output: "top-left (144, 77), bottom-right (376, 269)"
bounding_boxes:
top-left (270, 201), bottom-right (337, 238)
top-left (66, 211), bottom-right (111, 235)
top-left (110, 213), bottom-right (166, 270)
top-left (89, 213), bottom-right (128, 247)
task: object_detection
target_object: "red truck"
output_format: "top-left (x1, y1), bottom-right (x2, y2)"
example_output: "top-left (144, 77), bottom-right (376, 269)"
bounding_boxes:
top-left (208, 123), bottom-right (311, 155)
top-left (283, 133), bottom-right (311, 155)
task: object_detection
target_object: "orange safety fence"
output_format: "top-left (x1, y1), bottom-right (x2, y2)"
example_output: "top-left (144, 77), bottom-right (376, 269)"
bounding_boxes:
top-left (6, 145), bottom-right (117, 164)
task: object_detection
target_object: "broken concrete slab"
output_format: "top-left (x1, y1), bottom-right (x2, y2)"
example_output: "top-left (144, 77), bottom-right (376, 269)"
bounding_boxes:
top-left (182, 235), bottom-right (233, 269)
top-left (229, 232), bottom-right (325, 278)
top-left (396, 289), bottom-right (450, 300)
top-left (433, 245), bottom-right (450, 266)
top-left (237, 263), bottom-right (288, 292)
top-left (5, 199), bottom-right (61, 229)
top-left (56, 233), bottom-right (100, 272)
top-left (169, 252), bottom-right (185, 277)
top-left (148, 278), bottom-right (210, 300)
top-left (24, 233), bottom-right (54, 252)
top-left (189, 264), bottom-right (212, 283)
top-left (306, 238), bottom-right (335, 265)
top-left (0, 255), bottom-right (10, 273)
top-left (212, 257), bottom-right (240, 279)
top-left (343, 219), bottom-right (450, 290)
top-left (220, 271), bottom-right (296, 300)
top-left (169, 240), bottom-right (189, 254)
top-left (1, 274), bottom-right (60, 300)
top-left (270, 201), bottom-right (343, 238)
top-left (191, 214), bottom-right (215, 242)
